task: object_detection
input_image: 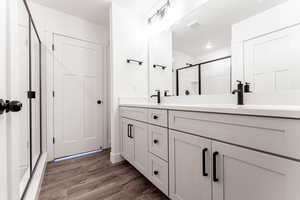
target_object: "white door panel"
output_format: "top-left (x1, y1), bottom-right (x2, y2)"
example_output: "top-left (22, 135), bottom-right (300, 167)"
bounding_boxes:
top-left (169, 130), bottom-right (212, 200)
top-left (212, 141), bottom-right (300, 200)
top-left (121, 118), bottom-right (134, 162)
top-left (244, 24), bottom-right (300, 92)
top-left (84, 77), bottom-right (98, 139)
top-left (132, 121), bottom-right (148, 175)
top-left (54, 35), bottom-right (103, 158)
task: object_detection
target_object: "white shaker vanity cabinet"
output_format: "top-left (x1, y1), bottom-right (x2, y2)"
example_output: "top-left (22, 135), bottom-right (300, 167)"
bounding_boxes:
top-left (120, 107), bottom-right (169, 196)
top-left (120, 105), bottom-right (300, 200)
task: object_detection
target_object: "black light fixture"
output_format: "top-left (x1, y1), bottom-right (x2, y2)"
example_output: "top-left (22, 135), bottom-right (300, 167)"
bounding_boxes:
top-left (148, 0), bottom-right (171, 24)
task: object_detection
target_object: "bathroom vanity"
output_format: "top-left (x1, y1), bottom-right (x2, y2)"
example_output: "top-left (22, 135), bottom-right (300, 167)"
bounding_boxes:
top-left (119, 104), bottom-right (300, 200)
top-left (117, 1), bottom-right (300, 199)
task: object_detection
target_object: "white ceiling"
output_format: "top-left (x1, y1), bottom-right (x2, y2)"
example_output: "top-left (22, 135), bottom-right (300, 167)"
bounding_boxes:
top-left (31, 0), bottom-right (160, 26)
top-left (173, 0), bottom-right (287, 58)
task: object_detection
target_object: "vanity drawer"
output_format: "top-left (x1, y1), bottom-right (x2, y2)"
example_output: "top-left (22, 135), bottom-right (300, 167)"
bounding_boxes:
top-left (148, 153), bottom-right (169, 196)
top-left (148, 109), bottom-right (168, 127)
top-left (169, 110), bottom-right (300, 160)
top-left (120, 107), bottom-right (148, 122)
top-left (148, 125), bottom-right (168, 161)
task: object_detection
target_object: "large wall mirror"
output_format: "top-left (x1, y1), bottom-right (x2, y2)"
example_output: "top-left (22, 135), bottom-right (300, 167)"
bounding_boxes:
top-left (168, 0), bottom-right (287, 96)
top-left (150, 0), bottom-right (288, 96)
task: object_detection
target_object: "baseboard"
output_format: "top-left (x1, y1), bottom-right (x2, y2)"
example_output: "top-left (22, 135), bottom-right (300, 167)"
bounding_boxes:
top-left (23, 153), bottom-right (47, 200)
top-left (110, 152), bottom-right (124, 164)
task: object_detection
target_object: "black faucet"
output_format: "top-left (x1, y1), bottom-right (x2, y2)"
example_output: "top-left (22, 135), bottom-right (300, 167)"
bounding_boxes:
top-left (151, 90), bottom-right (161, 104)
top-left (232, 80), bottom-right (244, 105)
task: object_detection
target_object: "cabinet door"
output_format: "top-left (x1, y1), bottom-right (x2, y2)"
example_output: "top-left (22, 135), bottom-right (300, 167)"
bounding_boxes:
top-left (212, 141), bottom-right (300, 200)
top-left (131, 120), bottom-right (148, 176)
top-left (169, 130), bottom-right (212, 200)
top-left (121, 118), bottom-right (134, 162)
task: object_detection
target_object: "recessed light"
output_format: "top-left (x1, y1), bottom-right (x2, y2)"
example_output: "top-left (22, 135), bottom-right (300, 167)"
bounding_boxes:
top-left (187, 21), bottom-right (201, 29)
top-left (206, 42), bottom-right (212, 49)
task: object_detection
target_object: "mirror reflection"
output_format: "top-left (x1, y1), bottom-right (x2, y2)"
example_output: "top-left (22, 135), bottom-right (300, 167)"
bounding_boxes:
top-left (172, 0), bottom-right (287, 96)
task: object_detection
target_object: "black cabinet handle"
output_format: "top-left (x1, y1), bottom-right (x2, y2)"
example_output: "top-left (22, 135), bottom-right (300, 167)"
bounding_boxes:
top-left (97, 100), bottom-right (102, 104)
top-left (153, 115), bottom-right (158, 120)
top-left (127, 124), bottom-right (130, 138)
top-left (153, 139), bottom-right (159, 144)
top-left (213, 151), bottom-right (219, 182)
top-left (202, 148), bottom-right (208, 177)
top-left (154, 170), bottom-right (159, 175)
top-left (129, 124), bottom-right (133, 139)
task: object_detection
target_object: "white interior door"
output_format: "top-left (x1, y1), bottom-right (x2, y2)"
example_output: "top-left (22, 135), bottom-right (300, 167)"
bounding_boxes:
top-left (0, 3), bottom-right (8, 197)
top-left (53, 34), bottom-right (104, 159)
top-left (244, 24), bottom-right (300, 93)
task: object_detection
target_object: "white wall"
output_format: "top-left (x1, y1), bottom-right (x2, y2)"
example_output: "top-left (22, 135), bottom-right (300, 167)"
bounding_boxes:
top-left (194, 47), bottom-right (231, 63)
top-left (110, 2), bottom-right (149, 163)
top-left (22, 1), bottom-right (109, 161)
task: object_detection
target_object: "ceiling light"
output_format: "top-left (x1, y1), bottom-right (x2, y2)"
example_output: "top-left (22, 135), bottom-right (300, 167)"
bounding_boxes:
top-left (148, 0), bottom-right (171, 24)
top-left (206, 42), bottom-right (212, 49)
top-left (187, 21), bottom-right (201, 29)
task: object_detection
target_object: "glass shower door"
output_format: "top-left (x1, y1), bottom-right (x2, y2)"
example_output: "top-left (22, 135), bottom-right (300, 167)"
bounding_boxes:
top-left (17, 1), bottom-right (31, 197)
top-left (30, 19), bottom-right (42, 171)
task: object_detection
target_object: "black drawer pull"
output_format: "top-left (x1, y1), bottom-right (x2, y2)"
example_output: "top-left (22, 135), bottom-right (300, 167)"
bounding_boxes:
top-left (153, 115), bottom-right (159, 120)
top-left (128, 124), bottom-right (134, 139)
top-left (127, 124), bottom-right (130, 138)
top-left (213, 151), bottom-right (219, 182)
top-left (153, 139), bottom-right (159, 144)
top-left (202, 148), bottom-right (208, 177)
top-left (154, 170), bottom-right (159, 175)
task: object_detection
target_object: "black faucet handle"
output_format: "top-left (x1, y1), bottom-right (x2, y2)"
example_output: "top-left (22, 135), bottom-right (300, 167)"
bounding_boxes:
top-left (164, 90), bottom-right (172, 97)
top-left (244, 82), bottom-right (252, 93)
top-left (236, 80), bottom-right (243, 84)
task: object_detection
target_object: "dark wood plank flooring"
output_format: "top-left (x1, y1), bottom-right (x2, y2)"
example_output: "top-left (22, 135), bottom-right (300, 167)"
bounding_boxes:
top-left (39, 150), bottom-right (169, 200)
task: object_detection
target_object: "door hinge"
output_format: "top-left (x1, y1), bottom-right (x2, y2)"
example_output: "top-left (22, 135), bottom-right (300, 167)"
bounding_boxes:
top-left (27, 91), bottom-right (36, 99)
top-left (53, 137), bottom-right (55, 144)
top-left (52, 91), bottom-right (55, 98)
top-left (52, 44), bottom-right (55, 51)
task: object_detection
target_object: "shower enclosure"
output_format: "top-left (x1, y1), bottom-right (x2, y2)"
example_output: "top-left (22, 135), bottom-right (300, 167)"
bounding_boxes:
top-left (18, 0), bottom-right (42, 198)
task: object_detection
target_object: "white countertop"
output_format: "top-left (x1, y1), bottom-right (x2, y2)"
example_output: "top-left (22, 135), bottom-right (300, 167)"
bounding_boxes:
top-left (119, 103), bottom-right (300, 119)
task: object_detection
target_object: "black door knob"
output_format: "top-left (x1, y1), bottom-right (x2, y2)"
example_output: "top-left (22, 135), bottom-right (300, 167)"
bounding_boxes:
top-left (8, 101), bottom-right (23, 112)
top-left (0, 99), bottom-right (6, 114)
top-left (0, 99), bottom-right (22, 114)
